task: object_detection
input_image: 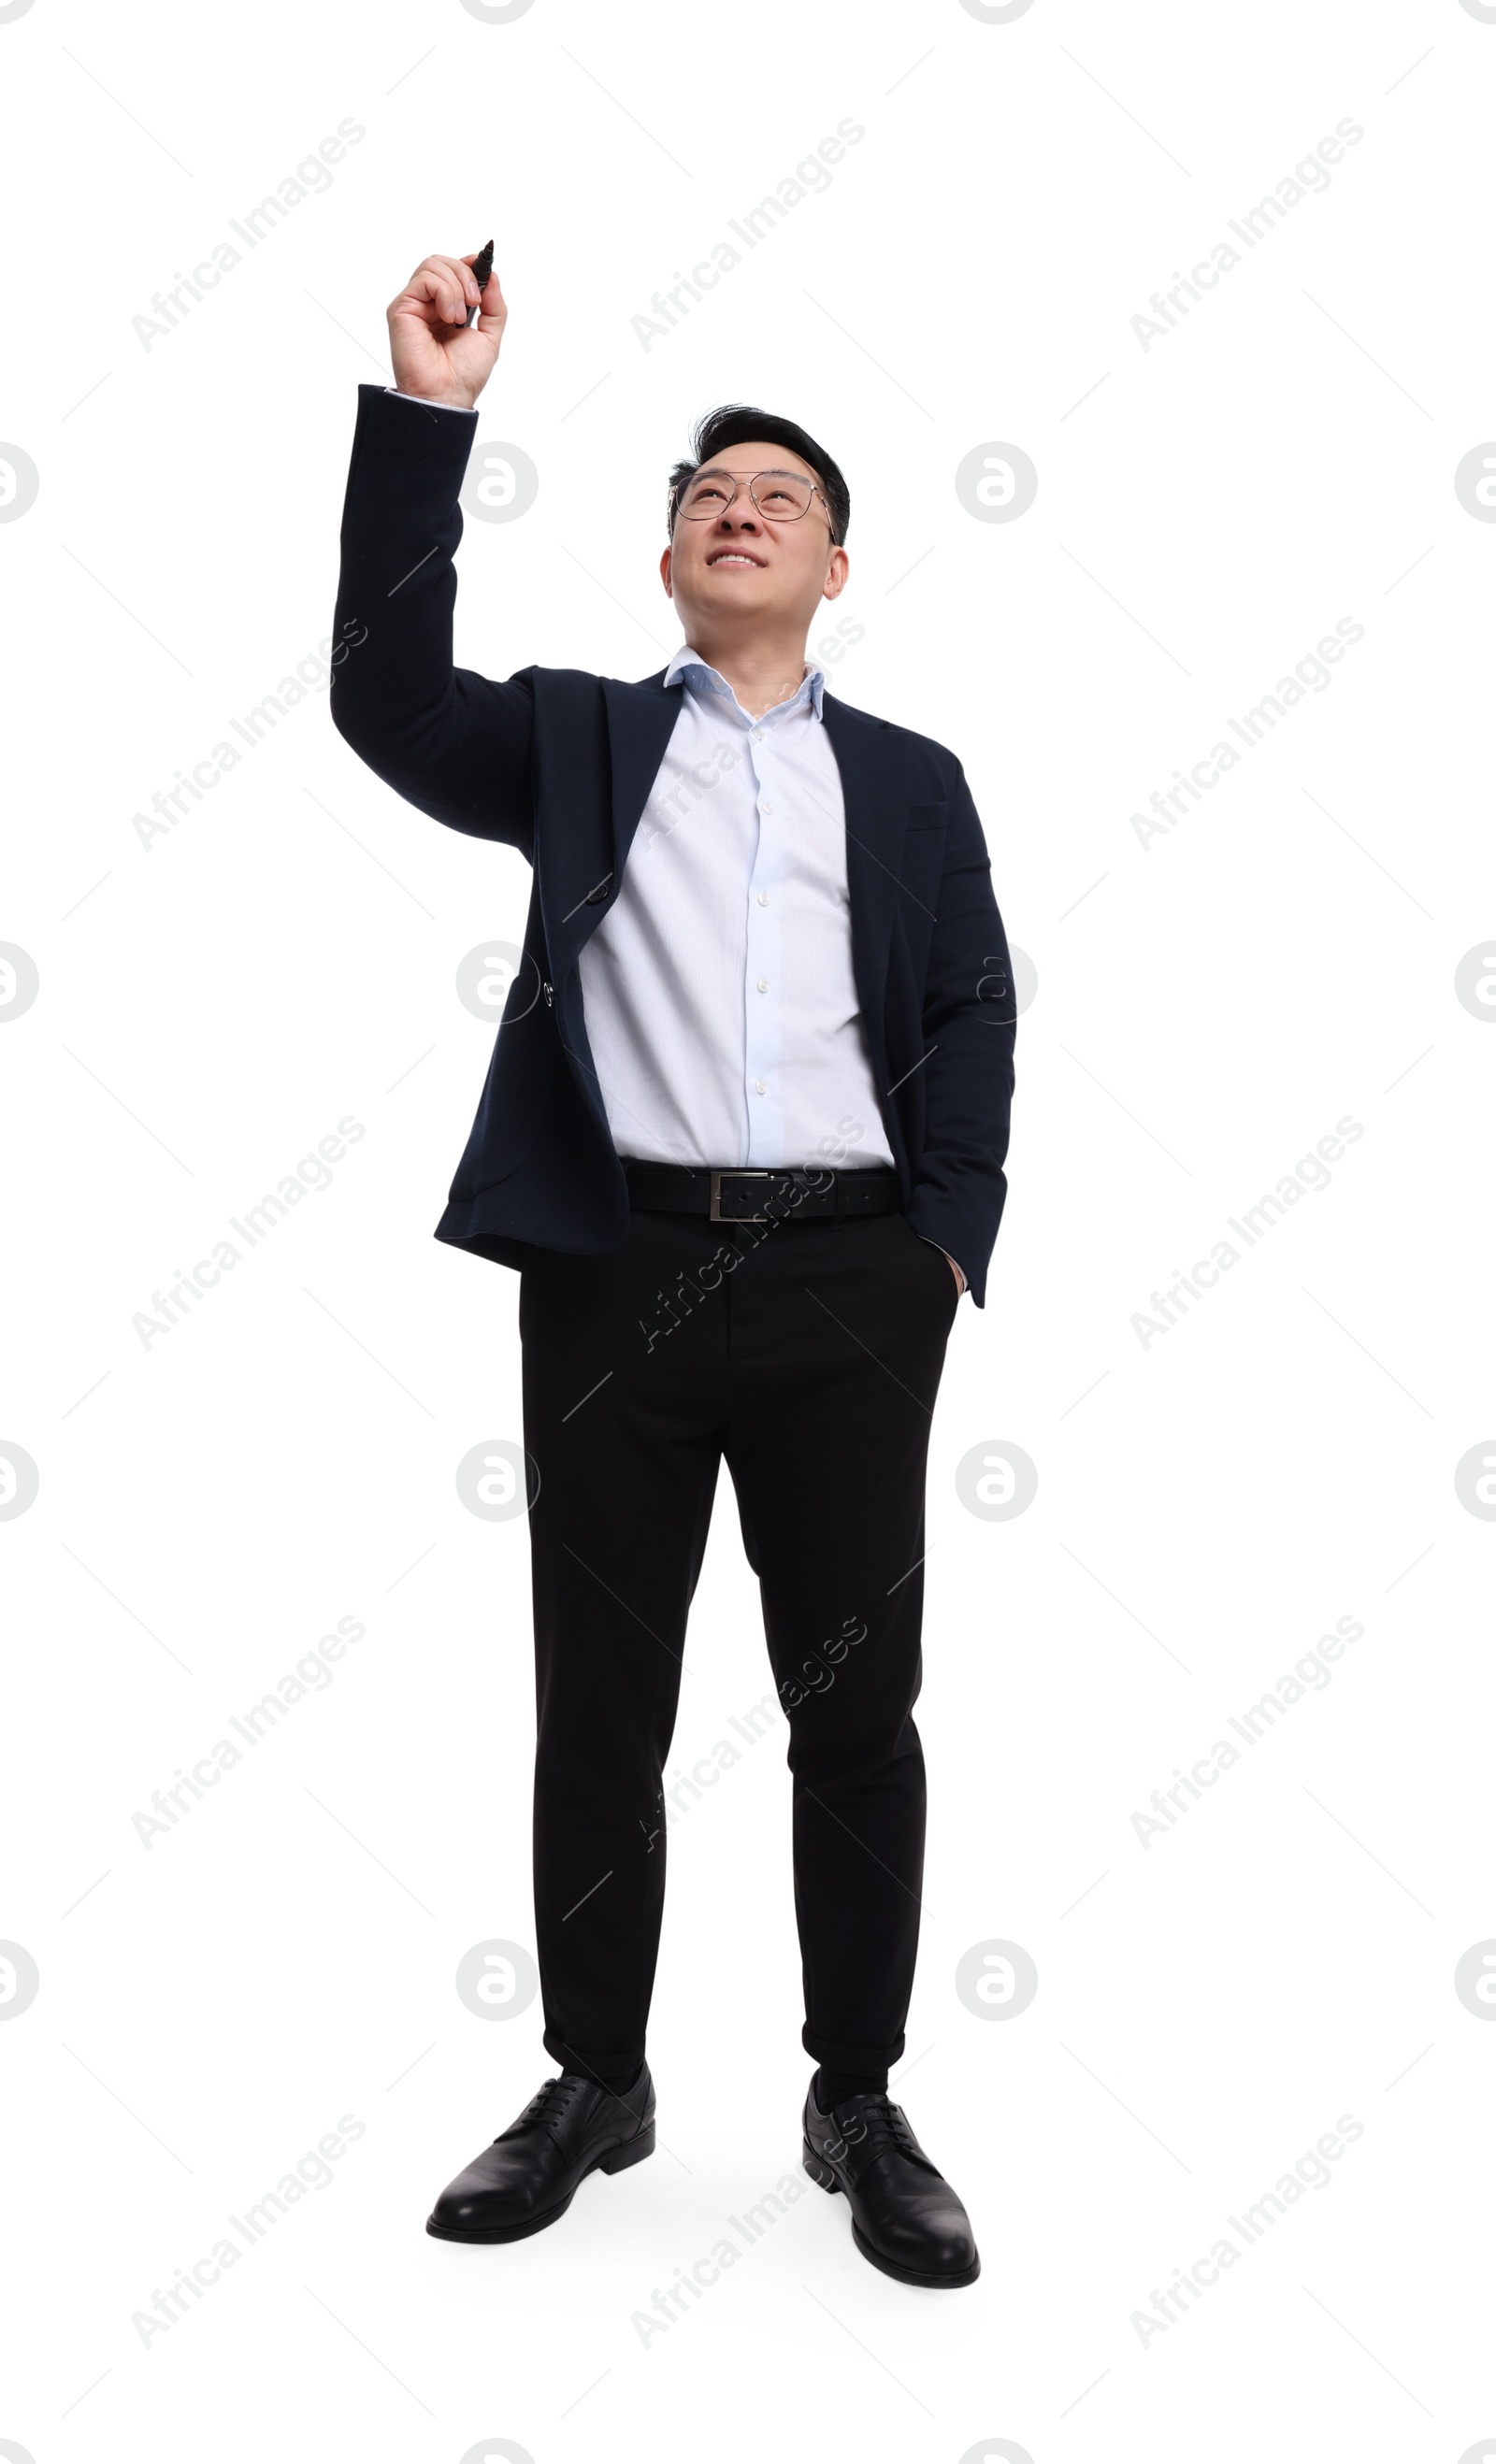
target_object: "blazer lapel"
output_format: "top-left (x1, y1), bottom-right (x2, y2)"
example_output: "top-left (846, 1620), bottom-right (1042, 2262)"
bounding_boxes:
top-left (543, 671), bottom-right (681, 989)
top-left (821, 690), bottom-right (910, 1048)
top-left (604, 667), bottom-right (681, 884)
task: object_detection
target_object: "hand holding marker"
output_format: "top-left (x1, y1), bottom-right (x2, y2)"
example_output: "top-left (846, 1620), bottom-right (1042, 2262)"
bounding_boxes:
top-left (384, 241), bottom-right (506, 410)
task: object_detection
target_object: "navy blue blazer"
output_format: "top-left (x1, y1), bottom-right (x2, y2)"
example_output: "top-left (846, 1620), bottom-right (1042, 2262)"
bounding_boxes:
top-left (330, 385), bottom-right (1016, 1306)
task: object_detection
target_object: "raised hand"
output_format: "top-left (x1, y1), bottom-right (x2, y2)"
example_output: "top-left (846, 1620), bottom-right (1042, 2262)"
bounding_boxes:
top-left (387, 250), bottom-right (506, 410)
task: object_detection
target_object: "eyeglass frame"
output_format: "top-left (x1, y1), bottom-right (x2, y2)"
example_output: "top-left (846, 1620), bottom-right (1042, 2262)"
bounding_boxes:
top-left (669, 464), bottom-right (840, 541)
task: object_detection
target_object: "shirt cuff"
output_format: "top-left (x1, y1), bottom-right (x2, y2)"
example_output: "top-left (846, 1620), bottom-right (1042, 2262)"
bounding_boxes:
top-left (384, 387), bottom-right (474, 413)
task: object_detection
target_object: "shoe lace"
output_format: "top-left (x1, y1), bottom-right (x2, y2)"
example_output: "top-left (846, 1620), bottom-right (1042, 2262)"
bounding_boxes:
top-left (511, 2074), bottom-right (587, 2140)
top-left (826, 2093), bottom-right (922, 2166)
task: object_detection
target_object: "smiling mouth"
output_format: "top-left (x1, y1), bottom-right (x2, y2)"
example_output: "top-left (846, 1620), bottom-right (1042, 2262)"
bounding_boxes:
top-left (706, 551), bottom-right (765, 568)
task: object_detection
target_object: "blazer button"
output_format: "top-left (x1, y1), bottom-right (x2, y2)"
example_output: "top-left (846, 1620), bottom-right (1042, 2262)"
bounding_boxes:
top-left (584, 878), bottom-right (612, 906)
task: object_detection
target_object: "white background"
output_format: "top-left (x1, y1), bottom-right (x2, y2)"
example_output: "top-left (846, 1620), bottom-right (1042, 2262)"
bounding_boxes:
top-left (3, 0), bottom-right (1494, 2457)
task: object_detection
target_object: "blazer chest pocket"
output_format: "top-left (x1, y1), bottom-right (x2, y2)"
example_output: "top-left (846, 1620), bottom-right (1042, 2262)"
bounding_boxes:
top-left (899, 802), bottom-right (948, 892)
top-left (902, 800), bottom-right (949, 864)
top-left (896, 805), bottom-right (948, 981)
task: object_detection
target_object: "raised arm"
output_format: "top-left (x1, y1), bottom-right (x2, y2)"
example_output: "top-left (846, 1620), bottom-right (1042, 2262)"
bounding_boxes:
top-left (329, 249), bottom-right (536, 852)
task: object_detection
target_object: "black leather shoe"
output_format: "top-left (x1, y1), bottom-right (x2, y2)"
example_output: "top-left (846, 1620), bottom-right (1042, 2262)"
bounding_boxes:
top-left (426, 2066), bottom-right (655, 2243)
top-left (802, 2080), bottom-right (980, 2286)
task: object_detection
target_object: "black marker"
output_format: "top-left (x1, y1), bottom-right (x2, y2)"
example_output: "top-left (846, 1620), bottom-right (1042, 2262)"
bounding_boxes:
top-left (467, 237), bottom-right (494, 327)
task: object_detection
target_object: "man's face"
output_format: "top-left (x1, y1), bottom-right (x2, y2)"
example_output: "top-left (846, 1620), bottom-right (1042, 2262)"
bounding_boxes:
top-left (659, 438), bottom-right (849, 637)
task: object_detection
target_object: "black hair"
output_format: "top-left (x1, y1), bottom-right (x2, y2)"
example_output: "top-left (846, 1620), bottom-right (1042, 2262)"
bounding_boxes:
top-left (667, 403), bottom-right (850, 546)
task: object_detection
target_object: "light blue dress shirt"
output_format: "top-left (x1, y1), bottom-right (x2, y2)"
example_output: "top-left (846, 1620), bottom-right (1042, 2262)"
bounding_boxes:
top-left (577, 644), bottom-right (897, 1181)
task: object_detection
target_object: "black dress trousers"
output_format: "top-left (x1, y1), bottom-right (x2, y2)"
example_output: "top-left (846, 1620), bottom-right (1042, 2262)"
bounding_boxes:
top-left (517, 1186), bottom-right (960, 2092)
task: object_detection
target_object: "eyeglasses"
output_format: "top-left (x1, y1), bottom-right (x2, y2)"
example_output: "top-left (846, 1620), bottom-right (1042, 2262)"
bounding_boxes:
top-left (672, 466), bottom-right (835, 533)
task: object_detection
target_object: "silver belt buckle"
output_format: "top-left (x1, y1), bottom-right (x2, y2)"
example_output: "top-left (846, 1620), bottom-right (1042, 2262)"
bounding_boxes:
top-left (710, 1168), bottom-right (770, 1223)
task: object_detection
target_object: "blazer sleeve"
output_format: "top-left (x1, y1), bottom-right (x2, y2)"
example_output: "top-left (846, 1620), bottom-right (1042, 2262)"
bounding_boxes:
top-left (329, 384), bottom-right (536, 855)
top-left (904, 758), bottom-right (1016, 1304)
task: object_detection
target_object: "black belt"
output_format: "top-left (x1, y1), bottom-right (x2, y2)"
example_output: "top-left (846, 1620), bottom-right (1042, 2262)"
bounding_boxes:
top-left (625, 1162), bottom-right (902, 1225)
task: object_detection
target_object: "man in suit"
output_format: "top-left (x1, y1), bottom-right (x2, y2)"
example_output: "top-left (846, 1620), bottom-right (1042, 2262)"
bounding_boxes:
top-left (331, 247), bottom-right (1016, 2288)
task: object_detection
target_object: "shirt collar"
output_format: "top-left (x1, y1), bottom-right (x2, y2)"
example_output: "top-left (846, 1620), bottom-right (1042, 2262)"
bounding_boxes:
top-left (664, 643), bottom-right (825, 723)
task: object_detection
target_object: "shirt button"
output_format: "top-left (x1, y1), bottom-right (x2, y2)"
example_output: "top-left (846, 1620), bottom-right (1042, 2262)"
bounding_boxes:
top-left (751, 727), bottom-right (763, 741)
top-left (761, 799), bottom-right (774, 815)
top-left (754, 1079), bottom-right (767, 1094)
top-left (757, 892), bottom-right (770, 906)
top-left (756, 977), bottom-right (769, 992)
